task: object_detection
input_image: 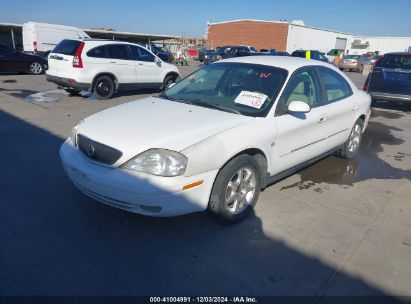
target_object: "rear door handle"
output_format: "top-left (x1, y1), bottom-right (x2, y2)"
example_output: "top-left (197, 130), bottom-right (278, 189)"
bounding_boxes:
top-left (138, 63), bottom-right (144, 66)
top-left (353, 103), bottom-right (359, 111)
top-left (319, 114), bottom-right (328, 123)
top-left (109, 61), bottom-right (117, 63)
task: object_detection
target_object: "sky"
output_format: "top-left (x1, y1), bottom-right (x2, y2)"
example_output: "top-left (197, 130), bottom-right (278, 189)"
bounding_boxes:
top-left (1, 0), bottom-right (411, 37)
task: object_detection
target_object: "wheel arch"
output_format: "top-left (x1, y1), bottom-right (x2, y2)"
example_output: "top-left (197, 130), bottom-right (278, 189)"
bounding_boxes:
top-left (217, 148), bottom-right (269, 190)
top-left (92, 72), bottom-right (119, 90)
top-left (164, 71), bottom-right (180, 82)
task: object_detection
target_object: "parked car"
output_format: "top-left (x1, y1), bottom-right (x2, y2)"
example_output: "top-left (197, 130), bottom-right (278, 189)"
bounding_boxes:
top-left (60, 56), bottom-right (371, 223)
top-left (364, 52), bottom-right (411, 103)
top-left (46, 39), bottom-right (180, 99)
top-left (222, 46), bottom-right (254, 59)
top-left (139, 42), bottom-right (174, 63)
top-left (23, 22), bottom-right (89, 57)
top-left (338, 54), bottom-right (369, 72)
top-left (204, 46), bottom-right (240, 64)
top-left (198, 49), bottom-right (215, 62)
top-left (0, 43), bottom-right (47, 74)
top-left (276, 51), bottom-right (290, 56)
top-left (260, 49), bottom-right (277, 54)
top-left (291, 50), bottom-right (329, 62)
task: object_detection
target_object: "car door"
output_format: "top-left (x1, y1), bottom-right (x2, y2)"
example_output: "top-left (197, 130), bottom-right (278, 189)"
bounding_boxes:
top-left (128, 45), bottom-right (163, 86)
top-left (316, 66), bottom-right (357, 150)
top-left (272, 67), bottom-right (330, 174)
top-left (105, 44), bottom-right (136, 85)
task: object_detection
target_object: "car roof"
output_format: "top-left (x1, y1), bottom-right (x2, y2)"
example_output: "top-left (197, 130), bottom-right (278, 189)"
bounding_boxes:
top-left (218, 56), bottom-right (334, 72)
top-left (382, 52), bottom-right (411, 56)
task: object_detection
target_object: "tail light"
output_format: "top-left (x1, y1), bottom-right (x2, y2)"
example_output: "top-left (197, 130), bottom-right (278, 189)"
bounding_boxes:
top-left (73, 42), bottom-right (85, 68)
top-left (33, 41), bottom-right (37, 53)
top-left (363, 81), bottom-right (369, 91)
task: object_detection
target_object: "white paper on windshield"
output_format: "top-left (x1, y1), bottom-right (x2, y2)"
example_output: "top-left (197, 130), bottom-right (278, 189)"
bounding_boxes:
top-left (234, 91), bottom-right (268, 109)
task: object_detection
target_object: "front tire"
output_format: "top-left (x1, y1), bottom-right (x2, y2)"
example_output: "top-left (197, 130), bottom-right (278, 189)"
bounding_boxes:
top-left (93, 76), bottom-right (114, 100)
top-left (339, 119), bottom-right (364, 159)
top-left (161, 74), bottom-right (179, 90)
top-left (208, 155), bottom-right (261, 224)
top-left (29, 62), bottom-right (44, 75)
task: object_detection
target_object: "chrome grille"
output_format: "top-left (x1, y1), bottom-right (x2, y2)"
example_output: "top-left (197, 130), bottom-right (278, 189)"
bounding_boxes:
top-left (77, 134), bottom-right (122, 165)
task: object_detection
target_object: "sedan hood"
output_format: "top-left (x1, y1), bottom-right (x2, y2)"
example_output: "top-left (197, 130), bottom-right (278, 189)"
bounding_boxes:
top-left (77, 97), bottom-right (254, 165)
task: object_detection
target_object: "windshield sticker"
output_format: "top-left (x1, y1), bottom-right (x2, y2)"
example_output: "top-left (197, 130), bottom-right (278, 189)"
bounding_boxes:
top-left (259, 72), bottom-right (272, 78)
top-left (234, 91), bottom-right (268, 109)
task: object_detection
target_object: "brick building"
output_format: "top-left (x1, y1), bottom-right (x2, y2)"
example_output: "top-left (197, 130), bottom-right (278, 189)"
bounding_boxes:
top-left (207, 20), bottom-right (289, 51)
top-left (206, 19), bottom-right (411, 55)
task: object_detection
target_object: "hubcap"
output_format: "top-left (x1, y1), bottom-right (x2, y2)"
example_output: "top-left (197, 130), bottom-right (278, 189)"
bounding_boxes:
top-left (165, 79), bottom-right (174, 89)
top-left (225, 167), bottom-right (256, 214)
top-left (30, 62), bottom-right (42, 74)
top-left (97, 80), bottom-right (110, 96)
top-left (348, 123), bottom-right (362, 153)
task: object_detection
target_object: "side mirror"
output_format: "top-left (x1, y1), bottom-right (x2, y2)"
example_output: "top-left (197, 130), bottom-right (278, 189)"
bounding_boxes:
top-left (155, 57), bottom-right (162, 66)
top-left (288, 100), bottom-right (311, 113)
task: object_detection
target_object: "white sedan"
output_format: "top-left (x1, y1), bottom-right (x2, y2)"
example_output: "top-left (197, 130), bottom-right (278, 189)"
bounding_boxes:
top-left (60, 56), bottom-right (371, 223)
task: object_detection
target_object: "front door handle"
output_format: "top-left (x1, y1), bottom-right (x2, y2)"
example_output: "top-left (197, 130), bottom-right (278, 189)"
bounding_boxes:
top-left (138, 63), bottom-right (144, 66)
top-left (319, 114), bottom-right (328, 123)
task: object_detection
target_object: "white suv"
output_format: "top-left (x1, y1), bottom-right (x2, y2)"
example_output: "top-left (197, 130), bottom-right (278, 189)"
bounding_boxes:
top-left (46, 39), bottom-right (180, 99)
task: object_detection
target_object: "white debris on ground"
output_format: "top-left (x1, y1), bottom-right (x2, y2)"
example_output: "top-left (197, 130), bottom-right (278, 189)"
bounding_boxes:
top-left (24, 89), bottom-right (96, 103)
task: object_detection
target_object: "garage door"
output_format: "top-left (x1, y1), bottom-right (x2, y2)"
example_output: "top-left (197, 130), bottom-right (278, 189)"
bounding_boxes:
top-left (335, 38), bottom-right (347, 50)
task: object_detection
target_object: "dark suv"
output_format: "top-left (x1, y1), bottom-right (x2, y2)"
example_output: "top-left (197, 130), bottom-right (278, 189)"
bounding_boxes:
top-left (364, 53), bottom-right (411, 103)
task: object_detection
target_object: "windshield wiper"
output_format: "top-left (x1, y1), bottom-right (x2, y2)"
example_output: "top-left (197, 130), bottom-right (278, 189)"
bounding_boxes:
top-left (189, 99), bottom-right (242, 115)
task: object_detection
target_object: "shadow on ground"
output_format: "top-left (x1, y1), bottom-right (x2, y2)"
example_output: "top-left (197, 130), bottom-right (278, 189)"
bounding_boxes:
top-left (0, 110), bottom-right (406, 303)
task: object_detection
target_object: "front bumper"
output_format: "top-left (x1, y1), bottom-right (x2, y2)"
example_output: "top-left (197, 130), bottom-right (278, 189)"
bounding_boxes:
top-left (60, 139), bottom-right (218, 217)
top-left (46, 74), bottom-right (90, 90)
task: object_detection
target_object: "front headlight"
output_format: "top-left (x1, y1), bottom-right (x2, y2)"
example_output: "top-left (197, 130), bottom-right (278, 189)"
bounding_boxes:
top-left (69, 119), bottom-right (83, 147)
top-left (122, 149), bottom-right (188, 177)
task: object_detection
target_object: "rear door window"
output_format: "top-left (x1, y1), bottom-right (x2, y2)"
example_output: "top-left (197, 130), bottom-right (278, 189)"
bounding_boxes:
top-left (52, 39), bottom-right (81, 55)
top-left (106, 44), bottom-right (130, 60)
top-left (318, 67), bottom-right (352, 103)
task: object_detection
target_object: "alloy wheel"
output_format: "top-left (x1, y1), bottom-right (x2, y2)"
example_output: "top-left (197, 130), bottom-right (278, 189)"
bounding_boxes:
top-left (225, 167), bottom-right (256, 214)
top-left (30, 62), bottom-right (43, 74)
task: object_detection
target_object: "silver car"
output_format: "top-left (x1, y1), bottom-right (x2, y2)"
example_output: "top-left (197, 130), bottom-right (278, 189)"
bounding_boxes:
top-left (339, 55), bottom-right (369, 73)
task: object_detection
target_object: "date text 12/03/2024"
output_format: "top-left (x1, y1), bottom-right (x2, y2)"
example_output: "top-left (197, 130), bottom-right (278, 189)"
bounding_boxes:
top-left (149, 296), bottom-right (258, 303)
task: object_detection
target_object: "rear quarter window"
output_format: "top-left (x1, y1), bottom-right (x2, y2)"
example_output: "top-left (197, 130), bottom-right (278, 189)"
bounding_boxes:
top-left (86, 46), bottom-right (107, 58)
top-left (52, 39), bottom-right (81, 55)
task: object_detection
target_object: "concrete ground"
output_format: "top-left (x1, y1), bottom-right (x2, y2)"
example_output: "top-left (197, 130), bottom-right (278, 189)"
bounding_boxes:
top-left (0, 63), bottom-right (410, 302)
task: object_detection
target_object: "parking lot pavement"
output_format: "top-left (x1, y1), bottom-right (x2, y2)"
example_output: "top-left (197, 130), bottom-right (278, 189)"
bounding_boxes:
top-left (0, 66), bottom-right (410, 299)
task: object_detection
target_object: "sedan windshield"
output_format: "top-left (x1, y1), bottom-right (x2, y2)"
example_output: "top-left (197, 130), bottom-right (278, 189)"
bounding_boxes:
top-left (162, 63), bottom-right (288, 117)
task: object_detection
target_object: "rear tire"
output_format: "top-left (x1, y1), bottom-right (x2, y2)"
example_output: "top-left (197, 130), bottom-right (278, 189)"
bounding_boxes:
top-left (29, 62), bottom-right (44, 75)
top-left (208, 155), bottom-right (261, 224)
top-left (93, 76), bottom-right (114, 100)
top-left (339, 119), bottom-right (364, 159)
